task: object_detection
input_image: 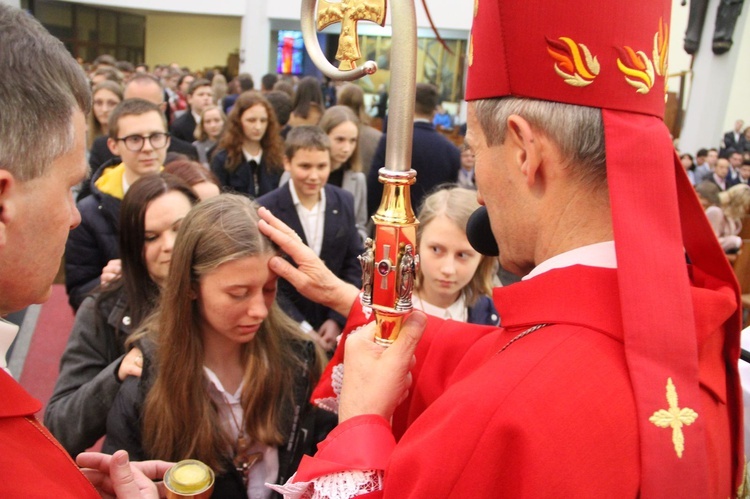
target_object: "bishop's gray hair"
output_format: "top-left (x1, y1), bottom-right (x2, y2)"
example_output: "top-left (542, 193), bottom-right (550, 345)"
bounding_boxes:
top-left (473, 97), bottom-right (607, 189)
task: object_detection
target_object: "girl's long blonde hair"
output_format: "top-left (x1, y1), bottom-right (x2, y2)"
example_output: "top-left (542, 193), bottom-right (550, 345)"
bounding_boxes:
top-left (720, 183), bottom-right (750, 221)
top-left (415, 186), bottom-right (497, 307)
top-left (140, 194), bottom-right (323, 471)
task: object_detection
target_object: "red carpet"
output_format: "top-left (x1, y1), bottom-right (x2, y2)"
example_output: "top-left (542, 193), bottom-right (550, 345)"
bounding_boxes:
top-left (18, 284), bottom-right (75, 414)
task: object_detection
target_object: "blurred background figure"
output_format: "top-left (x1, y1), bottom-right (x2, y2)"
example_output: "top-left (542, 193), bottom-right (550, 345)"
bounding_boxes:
top-left (193, 104), bottom-right (226, 168)
top-left (88, 81), bottom-right (123, 150)
top-left (164, 158), bottom-right (221, 200)
top-left (336, 83), bottom-right (382, 174)
top-left (288, 75), bottom-right (325, 127)
top-left (457, 142), bottom-right (477, 190)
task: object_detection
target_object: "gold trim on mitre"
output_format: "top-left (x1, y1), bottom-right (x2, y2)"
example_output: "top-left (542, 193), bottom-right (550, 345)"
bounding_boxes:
top-left (469, 35), bottom-right (474, 66)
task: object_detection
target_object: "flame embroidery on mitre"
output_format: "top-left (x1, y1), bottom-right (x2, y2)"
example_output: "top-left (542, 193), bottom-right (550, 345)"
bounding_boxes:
top-left (653, 17), bottom-right (669, 77)
top-left (616, 45), bottom-right (655, 95)
top-left (546, 37), bottom-right (600, 87)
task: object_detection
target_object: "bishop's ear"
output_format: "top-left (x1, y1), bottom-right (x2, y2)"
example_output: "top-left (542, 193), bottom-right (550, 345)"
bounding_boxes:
top-left (505, 115), bottom-right (543, 186)
top-left (0, 170), bottom-right (18, 248)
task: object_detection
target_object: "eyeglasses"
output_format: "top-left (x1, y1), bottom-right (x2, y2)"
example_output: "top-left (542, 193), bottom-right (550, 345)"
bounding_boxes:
top-left (116, 133), bottom-right (170, 152)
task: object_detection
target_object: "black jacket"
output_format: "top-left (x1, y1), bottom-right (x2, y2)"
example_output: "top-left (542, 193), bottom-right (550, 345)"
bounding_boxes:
top-left (467, 294), bottom-right (501, 326)
top-left (169, 111), bottom-right (197, 143)
top-left (65, 160), bottom-right (122, 310)
top-left (256, 183), bottom-right (364, 329)
top-left (45, 287), bottom-right (134, 456)
top-left (211, 149), bottom-right (282, 199)
top-left (367, 121), bottom-right (460, 216)
top-left (103, 339), bottom-right (337, 498)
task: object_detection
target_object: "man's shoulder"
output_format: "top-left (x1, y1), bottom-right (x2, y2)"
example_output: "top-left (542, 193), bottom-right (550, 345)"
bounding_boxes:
top-left (168, 135), bottom-right (199, 159)
top-left (414, 122), bottom-right (458, 148)
top-left (171, 112), bottom-right (194, 128)
top-left (0, 370), bottom-right (40, 417)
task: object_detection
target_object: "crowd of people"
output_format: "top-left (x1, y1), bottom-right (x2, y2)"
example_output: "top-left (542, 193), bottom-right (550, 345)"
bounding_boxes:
top-left (1, 0), bottom-right (746, 497)
top-left (44, 41), bottom-right (493, 497)
top-left (679, 118), bottom-right (750, 256)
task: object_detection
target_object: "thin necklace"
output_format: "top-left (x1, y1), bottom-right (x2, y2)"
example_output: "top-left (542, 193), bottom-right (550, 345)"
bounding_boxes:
top-left (497, 324), bottom-right (548, 354)
top-left (221, 392), bottom-right (263, 487)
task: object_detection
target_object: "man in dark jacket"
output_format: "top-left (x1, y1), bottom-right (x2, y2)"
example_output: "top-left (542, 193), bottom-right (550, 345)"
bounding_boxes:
top-left (85, 74), bottom-right (197, 198)
top-left (169, 78), bottom-right (213, 142)
top-left (66, 99), bottom-right (169, 310)
top-left (367, 83), bottom-right (460, 216)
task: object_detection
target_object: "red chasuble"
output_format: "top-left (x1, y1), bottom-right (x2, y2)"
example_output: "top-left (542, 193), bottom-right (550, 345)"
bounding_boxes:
top-left (302, 264), bottom-right (738, 497)
top-left (0, 370), bottom-right (99, 498)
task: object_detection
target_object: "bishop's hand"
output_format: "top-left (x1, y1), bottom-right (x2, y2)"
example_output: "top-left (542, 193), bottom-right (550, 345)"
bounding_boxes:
top-left (257, 206), bottom-right (360, 317)
top-left (338, 311), bottom-right (426, 423)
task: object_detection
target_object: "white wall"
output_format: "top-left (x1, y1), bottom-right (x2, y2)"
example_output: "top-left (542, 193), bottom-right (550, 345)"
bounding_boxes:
top-left (145, 12), bottom-right (241, 70)
top-left (59, 0), bottom-right (473, 33)
top-left (65, 0), bottom-right (245, 16)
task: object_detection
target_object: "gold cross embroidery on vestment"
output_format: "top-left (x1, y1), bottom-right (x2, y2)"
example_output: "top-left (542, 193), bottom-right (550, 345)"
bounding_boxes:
top-left (648, 377), bottom-right (698, 458)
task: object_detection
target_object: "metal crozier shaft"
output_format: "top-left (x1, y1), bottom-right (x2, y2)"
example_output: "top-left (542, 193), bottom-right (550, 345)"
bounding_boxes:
top-left (300, 0), bottom-right (419, 345)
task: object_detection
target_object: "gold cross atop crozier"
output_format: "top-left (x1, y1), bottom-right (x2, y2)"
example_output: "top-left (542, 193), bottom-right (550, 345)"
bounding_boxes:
top-left (317, 0), bottom-right (387, 71)
top-left (648, 377), bottom-right (698, 458)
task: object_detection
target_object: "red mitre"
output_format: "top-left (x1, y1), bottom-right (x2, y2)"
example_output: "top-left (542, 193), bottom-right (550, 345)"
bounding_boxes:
top-left (467, 1), bottom-right (743, 496)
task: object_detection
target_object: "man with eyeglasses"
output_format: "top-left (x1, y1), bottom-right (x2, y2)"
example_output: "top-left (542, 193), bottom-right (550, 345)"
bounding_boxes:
top-left (86, 74), bottom-right (198, 184)
top-left (65, 99), bottom-right (170, 310)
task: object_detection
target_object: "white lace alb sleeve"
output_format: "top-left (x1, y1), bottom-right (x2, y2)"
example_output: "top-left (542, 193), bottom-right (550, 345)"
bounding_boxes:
top-left (267, 470), bottom-right (384, 499)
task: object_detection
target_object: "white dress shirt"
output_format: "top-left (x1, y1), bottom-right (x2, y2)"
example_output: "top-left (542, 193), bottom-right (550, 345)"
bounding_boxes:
top-left (0, 319), bottom-right (18, 375)
top-left (523, 241), bottom-right (617, 281)
top-left (288, 182), bottom-right (326, 257)
top-left (204, 366), bottom-right (278, 499)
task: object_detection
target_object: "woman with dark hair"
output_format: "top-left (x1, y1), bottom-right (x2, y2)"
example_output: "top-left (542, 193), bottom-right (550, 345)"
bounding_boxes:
top-left (45, 173), bottom-right (199, 457)
top-left (287, 76), bottom-right (325, 127)
top-left (680, 152), bottom-right (697, 186)
top-left (211, 91), bottom-right (284, 198)
top-left (104, 194), bottom-right (336, 497)
top-left (165, 158), bottom-right (221, 200)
